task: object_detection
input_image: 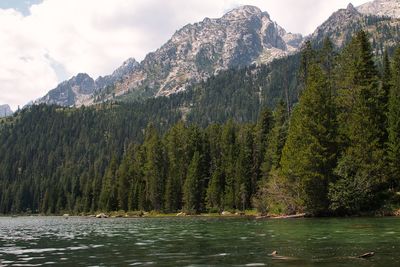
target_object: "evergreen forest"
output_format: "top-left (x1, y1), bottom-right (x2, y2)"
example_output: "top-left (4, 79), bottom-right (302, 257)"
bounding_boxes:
top-left (1, 31), bottom-right (400, 216)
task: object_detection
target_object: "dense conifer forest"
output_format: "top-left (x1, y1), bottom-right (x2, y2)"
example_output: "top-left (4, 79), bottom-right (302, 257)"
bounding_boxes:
top-left (0, 32), bottom-right (399, 216)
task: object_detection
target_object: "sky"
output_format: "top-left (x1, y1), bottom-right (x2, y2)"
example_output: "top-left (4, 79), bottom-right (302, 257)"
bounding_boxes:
top-left (0, 0), bottom-right (369, 110)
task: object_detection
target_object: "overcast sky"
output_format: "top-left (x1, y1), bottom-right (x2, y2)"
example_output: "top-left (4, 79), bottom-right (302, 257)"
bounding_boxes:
top-left (0, 0), bottom-right (369, 110)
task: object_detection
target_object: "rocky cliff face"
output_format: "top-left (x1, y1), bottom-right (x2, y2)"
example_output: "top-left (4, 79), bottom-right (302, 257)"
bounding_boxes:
top-left (112, 6), bottom-right (302, 99)
top-left (36, 58), bottom-right (139, 107)
top-left (308, 3), bottom-right (400, 53)
top-left (357, 0), bottom-right (400, 18)
top-left (36, 73), bottom-right (96, 107)
top-left (36, 6), bottom-right (302, 106)
top-left (0, 104), bottom-right (13, 118)
top-left (308, 4), bottom-right (364, 47)
top-left (35, 3), bottom-right (400, 107)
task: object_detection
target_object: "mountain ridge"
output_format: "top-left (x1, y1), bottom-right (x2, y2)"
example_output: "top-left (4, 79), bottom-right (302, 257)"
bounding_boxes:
top-left (34, 2), bottom-right (400, 107)
top-left (308, 1), bottom-right (400, 53)
top-left (357, 0), bottom-right (400, 18)
top-left (35, 58), bottom-right (139, 107)
top-left (36, 5), bottom-right (303, 106)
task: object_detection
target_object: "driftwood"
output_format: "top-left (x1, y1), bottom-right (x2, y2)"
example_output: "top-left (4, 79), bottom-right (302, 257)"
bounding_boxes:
top-left (358, 252), bottom-right (375, 258)
top-left (268, 251), bottom-right (301, 261)
top-left (271, 213), bottom-right (306, 219)
top-left (255, 215), bottom-right (270, 220)
top-left (268, 250), bottom-right (375, 261)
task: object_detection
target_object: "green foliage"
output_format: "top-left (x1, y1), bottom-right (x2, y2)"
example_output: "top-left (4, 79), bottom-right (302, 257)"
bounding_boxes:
top-left (261, 101), bottom-right (288, 175)
top-left (0, 31), bottom-right (397, 216)
top-left (183, 152), bottom-right (203, 214)
top-left (281, 63), bottom-right (337, 215)
top-left (387, 47), bottom-right (400, 188)
top-left (329, 31), bottom-right (388, 214)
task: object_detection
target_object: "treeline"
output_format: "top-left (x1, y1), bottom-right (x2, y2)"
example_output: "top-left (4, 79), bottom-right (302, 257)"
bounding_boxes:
top-left (0, 55), bottom-right (299, 214)
top-left (0, 104), bottom-right (286, 214)
top-left (96, 107), bottom-right (286, 214)
top-left (1, 31), bottom-right (399, 215)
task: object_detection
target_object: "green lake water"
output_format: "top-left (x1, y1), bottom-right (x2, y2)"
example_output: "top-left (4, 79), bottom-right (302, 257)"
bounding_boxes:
top-left (0, 216), bottom-right (399, 266)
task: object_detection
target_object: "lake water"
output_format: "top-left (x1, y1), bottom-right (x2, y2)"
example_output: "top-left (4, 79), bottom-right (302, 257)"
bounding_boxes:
top-left (0, 216), bottom-right (399, 266)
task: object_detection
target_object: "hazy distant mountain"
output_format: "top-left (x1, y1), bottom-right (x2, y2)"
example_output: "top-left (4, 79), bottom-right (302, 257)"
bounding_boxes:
top-left (357, 0), bottom-right (400, 18)
top-left (0, 104), bottom-right (13, 118)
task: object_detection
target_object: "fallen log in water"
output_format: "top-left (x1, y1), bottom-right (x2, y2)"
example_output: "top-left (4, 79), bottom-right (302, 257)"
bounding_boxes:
top-left (358, 252), bottom-right (375, 258)
top-left (271, 213), bottom-right (306, 219)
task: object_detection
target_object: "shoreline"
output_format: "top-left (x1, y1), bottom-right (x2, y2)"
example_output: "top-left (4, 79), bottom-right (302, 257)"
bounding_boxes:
top-left (2, 210), bottom-right (400, 219)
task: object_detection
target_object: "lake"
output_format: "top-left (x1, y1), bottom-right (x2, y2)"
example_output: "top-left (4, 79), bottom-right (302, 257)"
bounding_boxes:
top-left (0, 216), bottom-right (399, 266)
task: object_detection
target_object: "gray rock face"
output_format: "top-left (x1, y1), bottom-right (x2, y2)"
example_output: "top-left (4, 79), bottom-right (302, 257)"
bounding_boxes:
top-left (35, 3), bottom-right (400, 107)
top-left (95, 58), bottom-right (139, 92)
top-left (114, 5), bottom-right (303, 99)
top-left (36, 5), bottom-right (302, 106)
top-left (0, 104), bottom-right (13, 117)
top-left (308, 4), bottom-right (363, 47)
top-left (36, 73), bottom-right (96, 107)
top-left (36, 58), bottom-right (139, 106)
top-left (357, 0), bottom-right (400, 18)
top-left (308, 2), bottom-right (400, 51)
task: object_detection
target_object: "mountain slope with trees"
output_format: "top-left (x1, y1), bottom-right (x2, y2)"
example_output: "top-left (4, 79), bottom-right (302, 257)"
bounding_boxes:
top-left (1, 32), bottom-right (399, 216)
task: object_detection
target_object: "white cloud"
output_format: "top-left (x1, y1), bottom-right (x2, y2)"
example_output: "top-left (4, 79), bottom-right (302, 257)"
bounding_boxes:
top-left (0, 0), bottom-right (369, 110)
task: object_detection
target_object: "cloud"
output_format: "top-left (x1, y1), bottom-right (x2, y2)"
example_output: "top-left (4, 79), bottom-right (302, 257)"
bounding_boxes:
top-left (0, 0), bottom-right (368, 110)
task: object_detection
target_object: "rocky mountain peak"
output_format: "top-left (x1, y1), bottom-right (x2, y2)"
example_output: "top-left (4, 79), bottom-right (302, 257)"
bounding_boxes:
top-left (110, 57), bottom-right (139, 79)
top-left (36, 5), bottom-right (302, 106)
top-left (309, 2), bottom-right (362, 44)
top-left (347, 3), bottom-right (357, 12)
top-left (223, 5), bottom-right (264, 20)
top-left (357, 0), bottom-right (400, 18)
top-left (122, 57), bottom-right (137, 66)
top-left (308, 0), bottom-right (400, 52)
top-left (110, 5), bottom-right (302, 99)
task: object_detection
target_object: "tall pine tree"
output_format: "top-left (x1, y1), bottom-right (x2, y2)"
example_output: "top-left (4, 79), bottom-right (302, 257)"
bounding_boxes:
top-left (280, 63), bottom-right (337, 215)
top-left (387, 47), bottom-right (400, 189)
top-left (329, 31), bottom-right (387, 214)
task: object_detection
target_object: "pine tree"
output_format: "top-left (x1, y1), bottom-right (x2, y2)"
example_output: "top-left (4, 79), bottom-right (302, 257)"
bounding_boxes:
top-left (117, 145), bottom-right (135, 211)
top-left (382, 49), bottom-right (391, 108)
top-left (221, 120), bottom-right (237, 210)
top-left (143, 124), bottom-right (165, 211)
top-left (387, 47), bottom-right (400, 189)
top-left (183, 152), bottom-right (202, 214)
top-left (235, 125), bottom-right (254, 210)
top-left (205, 124), bottom-right (224, 211)
top-left (251, 109), bottom-right (273, 196)
top-left (99, 156), bottom-right (118, 211)
top-left (261, 101), bottom-right (288, 175)
top-left (329, 31), bottom-right (387, 214)
top-left (129, 145), bottom-right (146, 211)
top-left (299, 41), bottom-right (316, 94)
top-left (164, 122), bottom-right (188, 212)
top-left (280, 63), bottom-right (337, 215)
top-left (253, 101), bottom-right (288, 215)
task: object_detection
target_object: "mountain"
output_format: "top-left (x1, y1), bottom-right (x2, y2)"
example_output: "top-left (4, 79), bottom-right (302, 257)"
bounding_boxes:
top-left (0, 105), bottom-right (13, 118)
top-left (36, 5), bottom-right (302, 107)
top-left (112, 6), bottom-right (302, 100)
top-left (308, 3), bottom-right (400, 54)
top-left (36, 58), bottom-right (139, 107)
top-left (34, 2), bottom-right (400, 107)
top-left (357, 0), bottom-right (400, 18)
